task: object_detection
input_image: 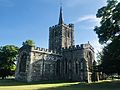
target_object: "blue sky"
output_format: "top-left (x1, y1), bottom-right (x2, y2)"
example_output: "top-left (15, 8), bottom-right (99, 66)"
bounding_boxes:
top-left (1, 0), bottom-right (119, 54)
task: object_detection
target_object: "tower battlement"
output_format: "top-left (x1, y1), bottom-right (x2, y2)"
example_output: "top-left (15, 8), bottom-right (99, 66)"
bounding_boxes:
top-left (49, 25), bottom-right (59, 29)
top-left (49, 23), bottom-right (74, 30)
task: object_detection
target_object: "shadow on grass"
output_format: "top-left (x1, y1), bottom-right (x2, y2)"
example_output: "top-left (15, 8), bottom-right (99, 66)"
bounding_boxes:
top-left (0, 79), bottom-right (31, 86)
top-left (37, 80), bottom-right (120, 90)
top-left (0, 79), bottom-right (120, 90)
top-left (0, 78), bottom-right (77, 86)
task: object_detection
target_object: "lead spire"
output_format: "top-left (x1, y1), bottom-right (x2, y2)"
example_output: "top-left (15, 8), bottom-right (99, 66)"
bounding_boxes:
top-left (58, 4), bottom-right (64, 25)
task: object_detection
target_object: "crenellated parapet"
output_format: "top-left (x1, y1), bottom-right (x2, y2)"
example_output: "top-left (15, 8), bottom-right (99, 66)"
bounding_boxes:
top-left (49, 23), bottom-right (74, 30)
top-left (81, 43), bottom-right (94, 51)
top-left (62, 43), bottom-right (94, 52)
top-left (19, 45), bottom-right (62, 56)
top-left (49, 25), bottom-right (59, 29)
top-left (31, 46), bottom-right (61, 55)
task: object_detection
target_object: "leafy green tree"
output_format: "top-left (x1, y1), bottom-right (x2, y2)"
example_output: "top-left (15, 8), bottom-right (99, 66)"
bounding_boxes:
top-left (95, 0), bottom-right (120, 44)
top-left (94, 0), bottom-right (120, 75)
top-left (96, 51), bottom-right (103, 65)
top-left (104, 36), bottom-right (120, 75)
top-left (0, 45), bottom-right (19, 79)
top-left (22, 40), bottom-right (35, 47)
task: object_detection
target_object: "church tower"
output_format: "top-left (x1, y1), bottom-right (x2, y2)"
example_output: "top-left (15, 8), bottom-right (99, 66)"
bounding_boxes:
top-left (49, 7), bottom-right (74, 52)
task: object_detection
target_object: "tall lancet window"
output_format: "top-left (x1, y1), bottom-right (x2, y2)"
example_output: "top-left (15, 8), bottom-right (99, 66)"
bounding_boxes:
top-left (19, 53), bottom-right (27, 72)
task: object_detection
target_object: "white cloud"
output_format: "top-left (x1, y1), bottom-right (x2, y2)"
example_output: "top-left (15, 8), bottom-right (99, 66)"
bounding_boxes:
top-left (72, 15), bottom-right (101, 30)
top-left (73, 15), bottom-right (100, 24)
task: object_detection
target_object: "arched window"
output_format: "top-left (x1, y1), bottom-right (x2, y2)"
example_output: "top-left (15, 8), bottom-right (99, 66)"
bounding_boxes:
top-left (64, 58), bottom-right (68, 74)
top-left (68, 31), bottom-right (70, 37)
top-left (76, 61), bottom-right (78, 74)
top-left (56, 60), bottom-right (60, 75)
top-left (80, 58), bottom-right (85, 70)
top-left (80, 62), bottom-right (83, 70)
top-left (87, 51), bottom-right (93, 71)
top-left (19, 53), bottom-right (27, 72)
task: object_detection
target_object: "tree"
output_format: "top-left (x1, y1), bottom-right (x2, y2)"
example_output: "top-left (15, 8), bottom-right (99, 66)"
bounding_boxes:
top-left (94, 0), bottom-right (120, 75)
top-left (94, 0), bottom-right (120, 44)
top-left (0, 45), bottom-right (19, 79)
top-left (22, 40), bottom-right (35, 47)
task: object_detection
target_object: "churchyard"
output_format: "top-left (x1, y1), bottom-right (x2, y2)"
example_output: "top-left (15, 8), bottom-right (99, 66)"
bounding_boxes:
top-left (0, 79), bottom-right (120, 90)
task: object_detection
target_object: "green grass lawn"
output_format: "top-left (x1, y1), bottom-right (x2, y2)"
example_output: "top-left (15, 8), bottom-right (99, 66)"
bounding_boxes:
top-left (0, 79), bottom-right (120, 90)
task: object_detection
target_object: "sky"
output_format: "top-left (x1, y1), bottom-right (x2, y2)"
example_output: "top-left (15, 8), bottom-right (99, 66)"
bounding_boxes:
top-left (0, 0), bottom-right (119, 56)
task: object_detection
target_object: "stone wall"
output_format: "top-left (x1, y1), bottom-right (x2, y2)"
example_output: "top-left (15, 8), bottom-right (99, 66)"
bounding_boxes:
top-left (30, 49), bottom-right (62, 82)
top-left (15, 46), bottom-right (32, 82)
top-left (61, 43), bottom-right (95, 82)
top-left (15, 43), bottom-right (95, 83)
top-left (15, 45), bottom-right (62, 82)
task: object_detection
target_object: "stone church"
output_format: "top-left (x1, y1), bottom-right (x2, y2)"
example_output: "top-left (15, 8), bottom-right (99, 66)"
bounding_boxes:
top-left (15, 7), bottom-right (96, 83)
